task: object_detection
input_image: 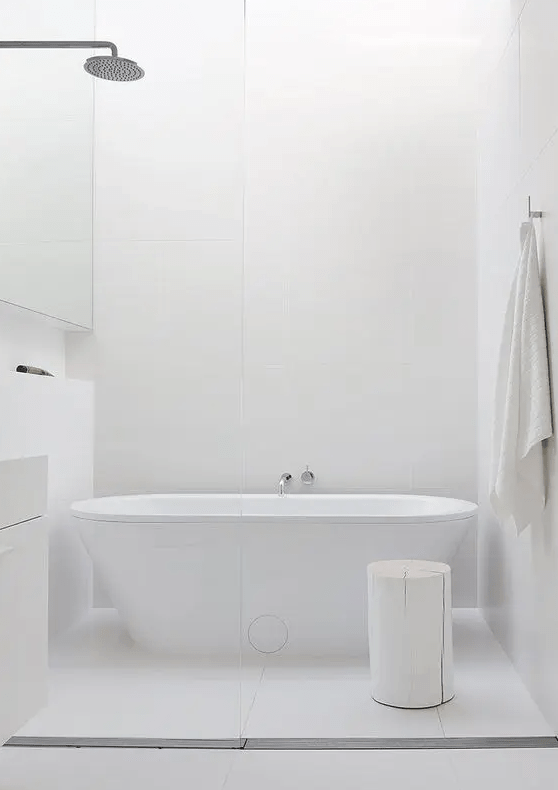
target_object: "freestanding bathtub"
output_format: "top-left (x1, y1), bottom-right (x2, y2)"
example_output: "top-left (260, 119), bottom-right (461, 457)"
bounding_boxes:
top-left (72, 494), bottom-right (477, 657)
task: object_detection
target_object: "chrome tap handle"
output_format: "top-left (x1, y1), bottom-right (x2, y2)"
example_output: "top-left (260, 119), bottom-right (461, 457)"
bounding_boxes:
top-left (301, 466), bottom-right (315, 485)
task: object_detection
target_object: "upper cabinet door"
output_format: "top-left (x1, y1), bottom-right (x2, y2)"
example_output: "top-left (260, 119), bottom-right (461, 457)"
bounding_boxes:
top-left (0, 35), bottom-right (94, 330)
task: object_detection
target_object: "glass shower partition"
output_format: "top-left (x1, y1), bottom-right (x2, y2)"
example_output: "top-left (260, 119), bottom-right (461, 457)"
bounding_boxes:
top-left (1, 0), bottom-right (245, 749)
top-left (239, 0), bottom-right (484, 746)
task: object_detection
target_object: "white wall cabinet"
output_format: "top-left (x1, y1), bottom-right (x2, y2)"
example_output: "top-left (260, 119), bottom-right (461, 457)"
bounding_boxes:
top-left (0, 2), bottom-right (94, 329)
top-left (0, 456), bottom-right (49, 744)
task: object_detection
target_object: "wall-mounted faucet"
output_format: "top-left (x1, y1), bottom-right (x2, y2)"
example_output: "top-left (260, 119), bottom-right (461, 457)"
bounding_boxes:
top-left (278, 473), bottom-right (292, 497)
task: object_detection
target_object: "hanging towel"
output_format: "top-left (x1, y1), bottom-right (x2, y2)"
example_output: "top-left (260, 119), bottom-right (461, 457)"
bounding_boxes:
top-left (490, 220), bottom-right (553, 534)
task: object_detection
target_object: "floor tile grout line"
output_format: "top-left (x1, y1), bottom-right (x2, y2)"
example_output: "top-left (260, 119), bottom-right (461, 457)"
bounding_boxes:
top-left (436, 705), bottom-right (447, 739)
top-left (446, 747), bottom-right (465, 790)
top-left (241, 663), bottom-right (267, 739)
top-left (220, 748), bottom-right (239, 790)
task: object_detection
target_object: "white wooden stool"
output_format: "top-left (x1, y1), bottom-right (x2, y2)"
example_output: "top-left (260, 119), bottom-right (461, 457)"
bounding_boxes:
top-left (367, 559), bottom-right (454, 709)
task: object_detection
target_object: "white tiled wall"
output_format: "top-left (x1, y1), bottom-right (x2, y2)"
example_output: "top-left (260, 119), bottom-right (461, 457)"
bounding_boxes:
top-left (73, 0), bottom-right (481, 602)
top-left (93, 0), bottom-right (244, 243)
top-left (243, 0), bottom-right (479, 499)
top-left (478, 0), bottom-right (558, 729)
top-left (72, 239), bottom-right (243, 495)
top-left (66, 0), bottom-right (245, 494)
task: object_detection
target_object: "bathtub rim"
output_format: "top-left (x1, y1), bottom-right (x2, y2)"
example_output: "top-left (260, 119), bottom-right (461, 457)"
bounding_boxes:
top-left (71, 493), bottom-right (478, 526)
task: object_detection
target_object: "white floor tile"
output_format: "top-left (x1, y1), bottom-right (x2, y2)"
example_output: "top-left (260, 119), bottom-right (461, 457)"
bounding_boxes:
top-left (3, 746), bottom-right (558, 790)
top-left (449, 748), bottom-right (558, 790)
top-left (224, 749), bottom-right (459, 790)
top-left (439, 668), bottom-right (552, 738)
top-left (243, 660), bottom-right (444, 738)
top-left (18, 668), bottom-right (242, 739)
top-left (0, 747), bottom-right (235, 790)
top-left (437, 612), bottom-right (553, 737)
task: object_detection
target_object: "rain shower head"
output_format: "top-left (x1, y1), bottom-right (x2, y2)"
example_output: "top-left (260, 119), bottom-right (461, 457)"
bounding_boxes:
top-left (0, 40), bottom-right (145, 82)
top-left (84, 55), bottom-right (144, 82)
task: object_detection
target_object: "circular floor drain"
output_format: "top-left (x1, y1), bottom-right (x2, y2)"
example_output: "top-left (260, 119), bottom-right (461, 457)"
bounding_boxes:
top-left (248, 615), bottom-right (289, 654)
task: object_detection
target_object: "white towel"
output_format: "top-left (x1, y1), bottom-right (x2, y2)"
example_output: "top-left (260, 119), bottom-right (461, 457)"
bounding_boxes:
top-left (490, 220), bottom-right (553, 534)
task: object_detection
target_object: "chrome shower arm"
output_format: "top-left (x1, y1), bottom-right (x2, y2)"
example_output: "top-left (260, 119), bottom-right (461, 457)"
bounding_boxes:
top-left (0, 40), bottom-right (118, 57)
top-left (0, 40), bottom-right (144, 82)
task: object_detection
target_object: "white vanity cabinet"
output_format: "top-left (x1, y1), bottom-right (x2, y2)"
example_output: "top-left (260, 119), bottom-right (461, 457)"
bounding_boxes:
top-left (0, 457), bottom-right (48, 745)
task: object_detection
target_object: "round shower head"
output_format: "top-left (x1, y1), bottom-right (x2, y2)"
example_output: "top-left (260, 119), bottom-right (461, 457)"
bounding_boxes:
top-left (84, 55), bottom-right (144, 82)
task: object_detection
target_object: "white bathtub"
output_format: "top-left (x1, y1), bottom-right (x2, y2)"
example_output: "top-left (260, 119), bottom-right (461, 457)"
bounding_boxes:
top-left (72, 494), bottom-right (477, 656)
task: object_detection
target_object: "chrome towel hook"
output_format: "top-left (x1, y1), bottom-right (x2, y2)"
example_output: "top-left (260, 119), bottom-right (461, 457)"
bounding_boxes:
top-left (528, 196), bottom-right (543, 219)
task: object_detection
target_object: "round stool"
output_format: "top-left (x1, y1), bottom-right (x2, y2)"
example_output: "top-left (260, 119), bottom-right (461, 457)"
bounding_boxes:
top-left (367, 559), bottom-right (454, 709)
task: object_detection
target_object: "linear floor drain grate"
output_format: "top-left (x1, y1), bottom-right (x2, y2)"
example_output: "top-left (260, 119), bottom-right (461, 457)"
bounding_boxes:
top-left (6, 736), bottom-right (558, 750)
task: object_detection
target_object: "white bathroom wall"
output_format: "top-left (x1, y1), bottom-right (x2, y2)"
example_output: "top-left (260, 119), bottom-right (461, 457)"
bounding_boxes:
top-left (80, 0), bottom-right (480, 495)
top-left (68, 0), bottom-right (481, 602)
top-left (243, 0), bottom-right (480, 498)
top-left (66, 0), bottom-right (245, 495)
top-left (478, 0), bottom-right (558, 729)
